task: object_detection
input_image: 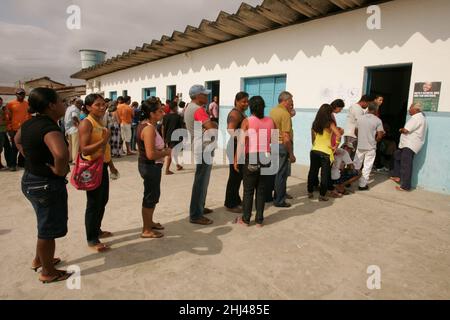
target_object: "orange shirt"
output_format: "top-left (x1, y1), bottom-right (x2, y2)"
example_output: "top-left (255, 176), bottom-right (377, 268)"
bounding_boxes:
top-left (116, 103), bottom-right (133, 125)
top-left (6, 100), bottom-right (31, 131)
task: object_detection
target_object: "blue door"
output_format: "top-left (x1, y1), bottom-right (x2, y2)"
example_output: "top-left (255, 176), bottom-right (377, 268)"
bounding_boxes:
top-left (244, 75), bottom-right (286, 116)
top-left (143, 87), bottom-right (156, 100)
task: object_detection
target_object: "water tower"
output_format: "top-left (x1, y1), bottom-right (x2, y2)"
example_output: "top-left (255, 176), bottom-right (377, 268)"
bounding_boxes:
top-left (79, 49), bottom-right (106, 69)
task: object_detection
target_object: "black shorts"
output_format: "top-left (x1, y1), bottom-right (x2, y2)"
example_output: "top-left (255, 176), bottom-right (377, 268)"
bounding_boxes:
top-left (21, 172), bottom-right (68, 240)
top-left (138, 161), bottom-right (163, 209)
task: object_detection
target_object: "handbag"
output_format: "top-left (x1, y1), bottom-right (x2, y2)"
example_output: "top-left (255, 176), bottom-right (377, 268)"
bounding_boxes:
top-left (70, 153), bottom-right (104, 191)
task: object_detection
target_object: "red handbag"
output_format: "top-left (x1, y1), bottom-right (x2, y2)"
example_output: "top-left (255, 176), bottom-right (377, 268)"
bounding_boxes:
top-left (70, 153), bottom-right (104, 191)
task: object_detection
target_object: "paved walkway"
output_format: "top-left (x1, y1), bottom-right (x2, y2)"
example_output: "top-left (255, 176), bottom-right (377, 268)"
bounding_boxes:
top-left (0, 155), bottom-right (449, 299)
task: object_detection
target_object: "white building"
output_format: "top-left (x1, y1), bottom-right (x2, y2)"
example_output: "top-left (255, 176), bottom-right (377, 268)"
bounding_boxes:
top-left (72, 0), bottom-right (450, 194)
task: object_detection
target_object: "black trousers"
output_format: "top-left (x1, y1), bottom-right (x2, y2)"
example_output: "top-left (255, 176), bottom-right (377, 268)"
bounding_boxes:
top-left (85, 163), bottom-right (109, 245)
top-left (307, 151), bottom-right (331, 197)
top-left (391, 148), bottom-right (415, 190)
top-left (224, 164), bottom-right (243, 208)
top-left (242, 164), bottom-right (266, 224)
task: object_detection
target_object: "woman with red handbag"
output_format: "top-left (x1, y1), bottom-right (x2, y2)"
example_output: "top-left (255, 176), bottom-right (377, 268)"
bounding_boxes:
top-left (78, 94), bottom-right (119, 252)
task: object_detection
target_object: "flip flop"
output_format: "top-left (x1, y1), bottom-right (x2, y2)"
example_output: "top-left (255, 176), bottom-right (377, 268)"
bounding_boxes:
top-left (31, 258), bottom-right (62, 272)
top-left (152, 223), bottom-right (165, 230)
top-left (390, 177), bottom-right (401, 183)
top-left (141, 231), bottom-right (164, 239)
top-left (39, 271), bottom-right (73, 284)
top-left (395, 186), bottom-right (408, 192)
top-left (89, 243), bottom-right (110, 253)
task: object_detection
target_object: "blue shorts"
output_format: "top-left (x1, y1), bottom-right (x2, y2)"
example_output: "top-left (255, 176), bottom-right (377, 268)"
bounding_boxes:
top-left (21, 172), bottom-right (68, 240)
top-left (332, 170), bottom-right (359, 186)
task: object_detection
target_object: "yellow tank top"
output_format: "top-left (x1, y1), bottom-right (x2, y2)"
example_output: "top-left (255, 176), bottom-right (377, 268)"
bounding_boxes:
top-left (83, 114), bottom-right (111, 163)
top-left (312, 129), bottom-right (334, 162)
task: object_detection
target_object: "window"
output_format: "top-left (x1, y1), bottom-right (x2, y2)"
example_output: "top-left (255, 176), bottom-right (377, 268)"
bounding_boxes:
top-left (243, 75), bottom-right (287, 115)
top-left (109, 91), bottom-right (118, 101)
top-left (122, 90), bottom-right (128, 97)
top-left (143, 87), bottom-right (157, 100)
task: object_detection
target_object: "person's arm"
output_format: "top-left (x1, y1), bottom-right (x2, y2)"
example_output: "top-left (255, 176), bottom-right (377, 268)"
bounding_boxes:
top-left (376, 131), bottom-right (385, 142)
top-left (114, 111), bottom-right (121, 125)
top-left (78, 119), bottom-right (109, 156)
top-left (108, 159), bottom-right (118, 175)
top-left (400, 117), bottom-right (419, 135)
top-left (330, 122), bottom-right (342, 150)
top-left (14, 128), bottom-right (24, 155)
top-left (6, 103), bottom-right (14, 136)
top-left (234, 119), bottom-right (248, 172)
top-left (227, 110), bottom-right (240, 136)
top-left (311, 129), bottom-right (316, 145)
top-left (44, 131), bottom-right (70, 177)
top-left (195, 108), bottom-right (217, 130)
top-left (142, 125), bottom-right (170, 160)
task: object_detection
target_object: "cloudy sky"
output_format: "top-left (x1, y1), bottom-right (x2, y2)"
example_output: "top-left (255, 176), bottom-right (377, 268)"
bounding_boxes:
top-left (0, 0), bottom-right (263, 87)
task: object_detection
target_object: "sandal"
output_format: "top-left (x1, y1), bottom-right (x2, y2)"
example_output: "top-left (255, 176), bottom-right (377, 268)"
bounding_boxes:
top-left (390, 177), bottom-right (401, 183)
top-left (31, 258), bottom-right (62, 272)
top-left (151, 223), bottom-right (165, 230)
top-left (141, 231), bottom-right (164, 239)
top-left (233, 217), bottom-right (249, 227)
top-left (89, 243), bottom-right (110, 253)
top-left (39, 270), bottom-right (73, 284)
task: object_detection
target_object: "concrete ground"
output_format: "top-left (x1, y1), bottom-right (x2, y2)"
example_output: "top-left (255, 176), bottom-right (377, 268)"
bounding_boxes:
top-left (0, 154), bottom-right (449, 300)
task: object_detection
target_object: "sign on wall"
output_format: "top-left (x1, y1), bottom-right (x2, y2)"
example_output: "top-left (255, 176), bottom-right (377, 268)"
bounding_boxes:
top-left (413, 82), bottom-right (441, 112)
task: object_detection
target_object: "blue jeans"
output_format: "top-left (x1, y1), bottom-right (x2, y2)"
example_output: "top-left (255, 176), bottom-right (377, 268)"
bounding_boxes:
top-left (21, 172), bottom-right (68, 240)
top-left (189, 162), bottom-right (212, 220)
top-left (274, 144), bottom-right (289, 206)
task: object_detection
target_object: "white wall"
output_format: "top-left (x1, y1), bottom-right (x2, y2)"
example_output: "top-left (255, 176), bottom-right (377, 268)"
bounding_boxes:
top-left (89, 0), bottom-right (450, 111)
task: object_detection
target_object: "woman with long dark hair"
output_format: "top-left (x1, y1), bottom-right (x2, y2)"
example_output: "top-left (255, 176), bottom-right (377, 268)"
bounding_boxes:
top-left (307, 104), bottom-right (342, 201)
top-left (79, 94), bottom-right (119, 252)
top-left (137, 98), bottom-right (171, 238)
top-left (15, 88), bottom-right (73, 283)
top-left (234, 96), bottom-right (275, 227)
top-left (224, 91), bottom-right (249, 213)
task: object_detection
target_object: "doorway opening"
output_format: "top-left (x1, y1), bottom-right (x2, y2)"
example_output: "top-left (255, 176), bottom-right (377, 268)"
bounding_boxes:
top-left (166, 85), bottom-right (176, 101)
top-left (205, 80), bottom-right (220, 105)
top-left (365, 63), bottom-right (412, 170)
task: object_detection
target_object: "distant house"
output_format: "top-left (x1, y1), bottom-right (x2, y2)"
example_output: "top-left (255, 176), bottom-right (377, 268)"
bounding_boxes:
top-left (22, 77), bottom-right (66, 92)
top-left (0, 87), bottom-right (20, 103)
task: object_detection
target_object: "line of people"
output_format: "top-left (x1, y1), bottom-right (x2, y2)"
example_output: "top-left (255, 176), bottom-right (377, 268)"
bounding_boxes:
top-left (13, 85), bottom-right (427, 284)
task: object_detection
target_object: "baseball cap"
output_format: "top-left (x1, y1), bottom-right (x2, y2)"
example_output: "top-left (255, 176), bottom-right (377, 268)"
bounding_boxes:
top-left (16, 88), bottom-right (26, 95)
top-left (343, 142), bottom-right (355, 150)
top-left (189, 85), bottom-right (211, 98)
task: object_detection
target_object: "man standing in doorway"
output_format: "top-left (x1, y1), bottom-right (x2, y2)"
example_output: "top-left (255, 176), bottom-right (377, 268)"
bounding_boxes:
top-left (64, 98), bottom-right (82, 163)
top-left (344, 95), bottom-right (373, 159)
top-left (6, 88), bottom-right (31, 171)
top-left (208, 96), bottom-right (219, 123)
top-left (390, 102), bottom-right (427, 192)
top-left (117, 95), bottom-right (135, 155)
top-left (184, 85), bottom-right (217, 225)
top-left (270, 91), bottom-right (296, 208)
top-left (354, 103), bottom-right (385, 191)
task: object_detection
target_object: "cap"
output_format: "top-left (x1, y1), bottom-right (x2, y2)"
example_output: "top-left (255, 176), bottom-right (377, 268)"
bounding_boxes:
top-left (189, 85), bottom-right (211, 98)
top-left (343, 142), bottom-right (355, 151)
top-left (16, 88), bottom-right (26, 95)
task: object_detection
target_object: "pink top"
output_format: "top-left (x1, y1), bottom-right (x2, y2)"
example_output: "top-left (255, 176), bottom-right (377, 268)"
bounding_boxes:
top-left (246, 116), bottom-right (274, 154)
top-left (153, 126), bottom-right (165, 164)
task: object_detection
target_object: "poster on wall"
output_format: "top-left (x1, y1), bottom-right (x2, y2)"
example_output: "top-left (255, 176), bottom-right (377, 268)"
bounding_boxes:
top-left (413, 82), bottom-right (441, 112)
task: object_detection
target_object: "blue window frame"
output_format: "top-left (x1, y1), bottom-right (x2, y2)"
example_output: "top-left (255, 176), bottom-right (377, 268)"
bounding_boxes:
top-left (143, 87), bottom-right (156, 100)
top-left (109, 91), bottom-right (118, 101)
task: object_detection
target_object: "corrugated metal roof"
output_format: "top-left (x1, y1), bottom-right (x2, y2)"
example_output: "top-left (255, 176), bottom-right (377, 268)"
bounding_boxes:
top-left (71, 0), bottom-right (391, 80)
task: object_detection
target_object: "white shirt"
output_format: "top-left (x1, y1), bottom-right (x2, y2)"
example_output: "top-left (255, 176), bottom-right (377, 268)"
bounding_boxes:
top-left (356, 113), bottom-right (384, 151)
top-left (344, 103), bottom-right (366, 138)
top-left (64, 105), bottom-right (81, 135)
top-left (331, 148), bottom-right (353, 180)
top-left (399, 112), bottom-right (427, 154)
